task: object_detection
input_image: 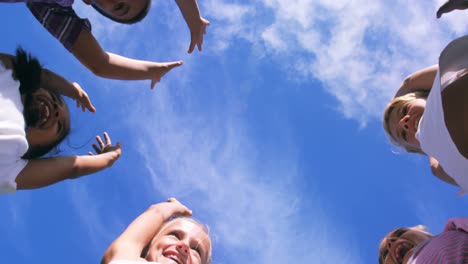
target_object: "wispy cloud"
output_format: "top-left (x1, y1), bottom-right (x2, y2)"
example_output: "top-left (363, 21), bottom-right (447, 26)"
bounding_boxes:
top-left (203, 0), bottom-right (468, 125)
top-left (124, 74), bottom-right (362, 263)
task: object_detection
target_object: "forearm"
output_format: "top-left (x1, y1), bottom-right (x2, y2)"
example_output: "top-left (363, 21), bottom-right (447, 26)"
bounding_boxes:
top-left (72, 29), bottom-right (159, 81)
top-left (118, 205), bottom-right (169, 247)
top-left (102, 205), bottom-right (169, 262)
top-left (15, 153), bottom-right (117, 190)
top-left (41, 69), bottom-right (79, 99)
top-left (175, 0), bottom-right (202, 26)
top-left (395, 65), bottom-right (438, 97)
top-left (429, 157), bottom-right (458, 186)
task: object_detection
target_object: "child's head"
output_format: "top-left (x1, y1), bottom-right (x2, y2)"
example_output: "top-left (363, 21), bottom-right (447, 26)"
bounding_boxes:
top-left (144, 217), bottom-right (212, 264)
top-left (11, 47), bottom-right (71, 159)
top-left (378, 225), bottom-right (433, 264)
top-left (23, 88), bottom-right (70, 159)
top-left (91, 0), bottom-right (151, 24)
top-left (382, 91), bottom-right (429, 154)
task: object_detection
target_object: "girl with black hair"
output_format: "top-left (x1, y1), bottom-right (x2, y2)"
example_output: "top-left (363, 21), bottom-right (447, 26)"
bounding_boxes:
top-left (0, 48), bottom-right (121, 193)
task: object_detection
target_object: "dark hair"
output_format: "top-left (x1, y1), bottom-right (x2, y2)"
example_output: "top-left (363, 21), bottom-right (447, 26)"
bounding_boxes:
top-left (11, 47), bottom-right (70, 159)
top-left (12, 47), bottom-right (42, 96)
top-left (91, 0), bottom-right (151, 24)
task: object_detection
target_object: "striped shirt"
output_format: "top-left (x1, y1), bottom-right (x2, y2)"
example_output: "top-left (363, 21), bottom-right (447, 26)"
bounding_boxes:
top-left (0, 0), bottom-right (91, 51)
top-left (410, 218), bottom-right (468, 263)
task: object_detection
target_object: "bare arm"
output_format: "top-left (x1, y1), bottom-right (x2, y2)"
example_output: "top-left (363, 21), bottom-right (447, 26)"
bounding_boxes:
top-left (101, 198), bottom-right (192, 264)
top-left (41, 69), bottom-right (96, 112)
top-left (429, 156), bottom-right (459, 186)
top-left (0, 52), bottom-right (95, 112)
top-left (175, 0), bottom-right (210, 53)
top-left (15, 132), bottom-right (121, 190)
top-left (394, 65), bottom-right (438, 97)
top-left (72, 30), bottom-right (183, 88)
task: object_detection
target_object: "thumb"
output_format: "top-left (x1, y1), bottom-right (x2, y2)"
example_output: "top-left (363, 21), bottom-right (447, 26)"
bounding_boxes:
top-left (170, 61), bottom-right (184, 69)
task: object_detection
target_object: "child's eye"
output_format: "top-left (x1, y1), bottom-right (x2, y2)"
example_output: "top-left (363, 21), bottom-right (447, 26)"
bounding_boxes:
top-left (191, 247), bottom-right (202, 261)
top-left (168, 232), bottom-right (180, 239)
top-left (401, 105), bottom-right (408, 117)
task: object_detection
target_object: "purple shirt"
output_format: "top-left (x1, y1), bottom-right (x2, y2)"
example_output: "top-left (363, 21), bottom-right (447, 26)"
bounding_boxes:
top-left (0, 0), bottom-right (91, 51)
top-left (0, 0), bottom-right (73, 6)
top-left (410, 218), bottom-right (468, 263)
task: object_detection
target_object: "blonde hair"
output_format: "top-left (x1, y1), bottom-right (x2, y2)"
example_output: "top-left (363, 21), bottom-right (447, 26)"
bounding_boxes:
top-left (142, 217), bottom-right (212, 264)
top-left (382, 91), bottom-right (429, 154)
top-left (378, 225), bottom-right (433, 264)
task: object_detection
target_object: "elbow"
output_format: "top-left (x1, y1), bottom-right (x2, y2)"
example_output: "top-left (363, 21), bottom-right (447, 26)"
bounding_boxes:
top-left (401, 75), bottom-right (413, 90)
top-left (86, 62), bottom-right (108, 78)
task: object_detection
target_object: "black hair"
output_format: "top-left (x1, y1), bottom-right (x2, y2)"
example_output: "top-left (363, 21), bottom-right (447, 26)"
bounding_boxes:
top-left (11, 47), bottom-right (70, 159)
top-left (91, 0), bottom-right (151, 25)
top-left (12, 47), bottom-right (42, 96)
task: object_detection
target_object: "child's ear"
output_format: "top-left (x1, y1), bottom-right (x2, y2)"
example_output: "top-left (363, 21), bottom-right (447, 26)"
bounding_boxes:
top-left (82, 0), bottom-right (92, 5)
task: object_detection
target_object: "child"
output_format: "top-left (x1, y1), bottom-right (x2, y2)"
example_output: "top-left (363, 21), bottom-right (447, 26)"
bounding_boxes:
top-left (1, 0), bottom-right (209, 88)
top-left (379, 218), bottom-right (468, 263)
top-left (0, 48), bottom-right (121, 193)
top-left (101, 198), bottom-right (212, 264)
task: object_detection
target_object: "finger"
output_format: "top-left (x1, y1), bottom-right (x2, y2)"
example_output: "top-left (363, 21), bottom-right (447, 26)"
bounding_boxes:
top-left (92, 144), bottom-right (100, 154)
top-left (437, 1), bottom-right (453, 18)
top-left (88, 151), bottom-right (94, 156)
top-left (103, 132), bottom-right (111, 145)
top-left (198, 35), bottom-right (204, 51)
top-left (96, 135), bottom-right (105, 149)
top-left (169, 61), bottom-right (184, 69)
top-left (167, 197), bottom-right (178, 203)
top-left (150, 80), bottom-right (156, 89)
top-left (188, 39), bottom-right (196, 54)
top-left (85, 99), bottom-right (96, 113)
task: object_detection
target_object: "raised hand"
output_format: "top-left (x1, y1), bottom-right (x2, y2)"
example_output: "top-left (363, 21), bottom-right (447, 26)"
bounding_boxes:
top-left (73, 82), bottom-right (96, 112)
top-left (188, 17), bottom-right (210, 54)
top-left (156, 198), bottom-right (193, 220)
top-left (150, 61), bottom-right (183, 89)
top-left (437, 0), bottom-right (468, 18)
top-left (89, 132), bottom-right (122, 157)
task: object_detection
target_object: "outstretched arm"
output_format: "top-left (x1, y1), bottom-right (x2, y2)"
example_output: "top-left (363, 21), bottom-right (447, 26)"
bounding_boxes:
top-left (394, 65), bottom-right (438, 98)
top-left (429, 156), bottom-right (458, 186)
top-left (15, 132), bottom-right (121, 190)
top-left (101, 198), bottom-right (192, 264)
top-left (72, 30), bottom-right (183, 88)
top-left (175, 0), bottom-right (210, 53)
top-left (0, 53), bottom-right (95, 112)
top-left (41, 70), bottom-right (96, 112)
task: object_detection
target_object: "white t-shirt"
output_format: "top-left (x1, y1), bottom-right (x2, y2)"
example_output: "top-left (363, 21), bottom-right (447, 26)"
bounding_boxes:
top-left (0, 62), bottom-right (28, 193)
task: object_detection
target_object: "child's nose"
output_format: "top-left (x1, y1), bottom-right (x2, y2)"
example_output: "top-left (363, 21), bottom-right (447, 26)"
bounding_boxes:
top-left (176, 242), bottom-right (189, 257)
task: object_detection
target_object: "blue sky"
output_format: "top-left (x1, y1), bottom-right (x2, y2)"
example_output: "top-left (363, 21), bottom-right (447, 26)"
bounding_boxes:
top-left (2, 0), bottom-right (468, 263)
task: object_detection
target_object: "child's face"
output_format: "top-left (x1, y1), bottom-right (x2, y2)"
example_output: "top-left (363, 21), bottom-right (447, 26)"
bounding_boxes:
top-left (91, 0), bottom-right (149, 22)
top-left (146, 218), bottom-right (211, 264)
top-left (386, 98), bottom-right (426, 150)
top-left (24, 88), bottom-right (70, 151)
top-left (379, 227), bottom-right (432, 264)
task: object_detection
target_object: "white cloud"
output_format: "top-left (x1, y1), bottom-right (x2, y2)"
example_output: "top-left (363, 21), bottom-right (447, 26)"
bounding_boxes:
top-left (124, 77), bottom-right (362, 263)
top-left (200, 0), bottom-right (468, 125)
